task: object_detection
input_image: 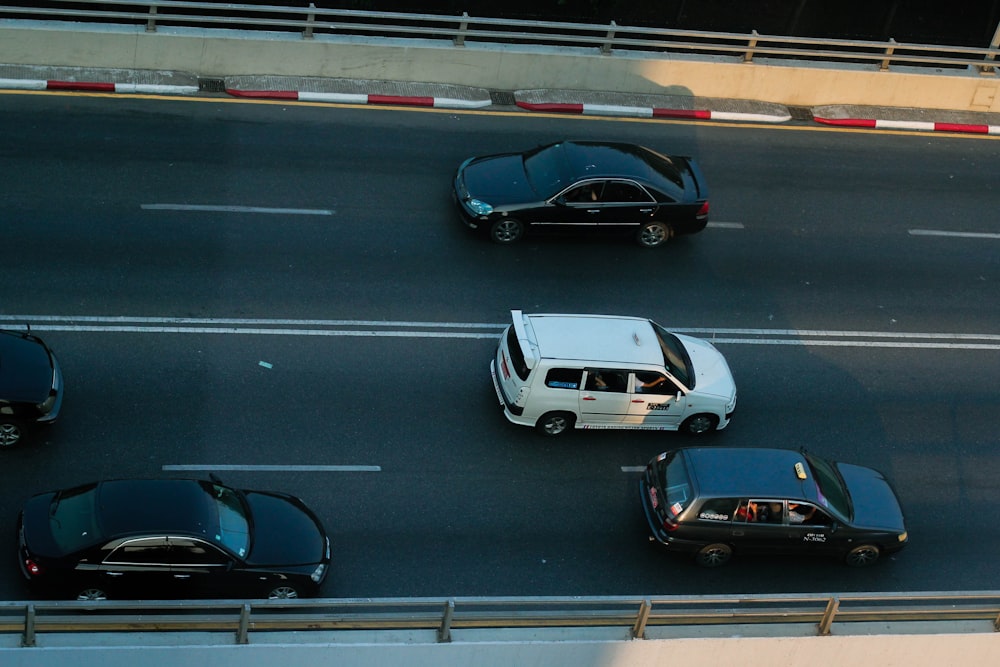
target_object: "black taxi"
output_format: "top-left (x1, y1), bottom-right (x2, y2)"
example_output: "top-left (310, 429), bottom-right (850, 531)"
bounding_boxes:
top-left (639, 447), bottom-right (908, 567)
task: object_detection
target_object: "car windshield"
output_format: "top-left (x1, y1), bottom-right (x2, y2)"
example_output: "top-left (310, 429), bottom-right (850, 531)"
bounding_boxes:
top-left (49, 483), bottom-right (103, 554)
top-left (204, 482), bottom-right (252, 558)
top-left (804, 453), bottom-right (853, 519)
top-left (522, 144), bottom-right (571, 198)
top-left (650, 323), bottom-right (693, 388)
top-left (654, 450), bottom-right (694, 517)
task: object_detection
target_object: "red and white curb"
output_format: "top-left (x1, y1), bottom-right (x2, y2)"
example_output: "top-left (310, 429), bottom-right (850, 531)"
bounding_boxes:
top-left (815, 117), bottom-right (1000, 135)
top-left (516, 101), bottom-right (792, 123)
top-left (0, 78), bottom-right (198, 95)
top-left (226, 89), bottom-right (492, 109)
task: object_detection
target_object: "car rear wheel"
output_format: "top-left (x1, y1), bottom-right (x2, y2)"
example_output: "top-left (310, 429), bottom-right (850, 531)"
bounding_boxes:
top-left (490, 218), bottom-right (524, 244)
top-left (845, 544), bottom-right (881, 567)
top-left (695, 543), bottom-right (732, 567)
top-left (680, 414), bottom-right (718, 435)
top-left (77, 587), bottom-right (108, 601)
top-left (0, 420), bottom-right (26, 448)
top-left (267, 585), bottom-right (300, 600)
top-left (636, 221), bottom-right (674, 248)
top-left (535, 412), bottom-right (575, 437)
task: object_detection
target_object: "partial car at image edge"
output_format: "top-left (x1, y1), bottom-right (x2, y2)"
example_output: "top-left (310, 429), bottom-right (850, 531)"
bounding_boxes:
top-left (0, 328), bottom-right (63, 448)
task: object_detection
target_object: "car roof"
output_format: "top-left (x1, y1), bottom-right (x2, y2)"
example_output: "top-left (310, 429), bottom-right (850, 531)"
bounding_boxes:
top-left (96, 479), bottom-right (220, 537)
top-left (682, 447), bottom-right (820, 503)
top-left (556, 141), bottom-right (687, 192)
top-left (523, 313), bottom-right (665, 366)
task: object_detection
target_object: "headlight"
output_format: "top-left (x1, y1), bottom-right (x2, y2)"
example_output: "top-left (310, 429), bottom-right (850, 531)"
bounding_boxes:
top-left (897, 532), bottom-right (908, 543)
top-left (467, 199), bottom-right (493, 215)
top-left (310, 563), bottom-right (327, 583)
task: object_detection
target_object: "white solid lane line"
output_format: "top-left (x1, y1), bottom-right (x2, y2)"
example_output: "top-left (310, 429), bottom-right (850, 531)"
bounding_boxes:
top-left (909, 229), bottom-right (1000, 239)
top-left (162, 464), bottom-right (381, 472)
top-left (141, 204), bottom-right (334, 216)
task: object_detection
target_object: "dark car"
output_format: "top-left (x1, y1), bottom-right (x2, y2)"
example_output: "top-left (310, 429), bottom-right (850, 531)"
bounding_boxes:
top-left (0, 329), bottom-right (63, 448)
top-left (640, 447), bottom-right (908, 567)
top-left (453, 140), bottom-right (709, 247)
top-left (17, 477), bottom-right (332, 600)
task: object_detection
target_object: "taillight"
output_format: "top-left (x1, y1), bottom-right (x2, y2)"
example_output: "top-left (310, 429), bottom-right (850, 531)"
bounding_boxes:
top-left (662, 517), bottom-right (679, 532)
top-left (24, 559), bottom-right (42, 576)
top-left (696, 201), bottom-right (709, 219)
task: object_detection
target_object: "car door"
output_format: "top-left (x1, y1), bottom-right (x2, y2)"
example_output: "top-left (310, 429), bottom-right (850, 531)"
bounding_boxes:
top-left (730, 499), bottom-right (788, 554)
top-left (94, 536), bottom-right (176, 598)
top-left (782, 504), bottom-right (841, 556)
top-left (167, 536), bottom-right (238, 598)
top-left (624, 371), bottom-right (686, 427)
top-left (539, 180), bottom-right (607, 235)
top-left (578, 368), bottom-right (629, 425)
top-left (593, 180), bottom-right (658, 233)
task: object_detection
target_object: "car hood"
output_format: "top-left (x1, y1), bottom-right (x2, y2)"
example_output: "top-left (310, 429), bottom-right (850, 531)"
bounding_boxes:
top-left (674, 333), bottom-right (737, 399)
top-left (459, 154), bottom-right (540, 206)
top-left (0, 333), bottom-right (54, 402)
top-left (837, 462), bottom-right (907, 531)
top-left (244, 491), bottom-right (328, 567)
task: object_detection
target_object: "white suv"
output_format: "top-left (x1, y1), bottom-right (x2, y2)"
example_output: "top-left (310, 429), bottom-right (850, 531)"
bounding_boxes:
top-left (490, 311), bottom-right (737, 436)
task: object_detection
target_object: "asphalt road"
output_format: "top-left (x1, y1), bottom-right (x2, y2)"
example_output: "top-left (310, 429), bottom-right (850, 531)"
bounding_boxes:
top-left (1, 93), bottom-right (999, 600)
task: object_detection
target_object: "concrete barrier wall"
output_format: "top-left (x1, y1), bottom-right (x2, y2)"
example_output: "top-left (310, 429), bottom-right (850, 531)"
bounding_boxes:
top-left (2, 21), bottom-right (999, 112)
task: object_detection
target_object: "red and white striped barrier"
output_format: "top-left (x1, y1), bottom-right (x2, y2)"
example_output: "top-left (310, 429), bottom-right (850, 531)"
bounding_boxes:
top-left (226, 88), bottom-right (492, 109)
top-left (515, 100), bottom-right (792, 123)
top-left (815, 116), bottom-right (1000, 135)
top-left (0, 78), bottom-right (198, 94)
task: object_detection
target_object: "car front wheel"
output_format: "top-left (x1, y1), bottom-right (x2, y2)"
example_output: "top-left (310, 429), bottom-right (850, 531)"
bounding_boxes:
top-left (680, 414), bottom-right (718, 435)
top-left (0, 420), bottom-right (25, 448)
top-left (636, 221), bottom-right (674, 248)
top-left (695, 543), bottom-right (733, 567)
top-left (267, 585), bottom-right (300, 599)
top-left (845, 544), bottom-right (881, 567)
top-left (535, 412), bottom-right (575, 437)
top-left (490, 218), bottom-right (524, 244)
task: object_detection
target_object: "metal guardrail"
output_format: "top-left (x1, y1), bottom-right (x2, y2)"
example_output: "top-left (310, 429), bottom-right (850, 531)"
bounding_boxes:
top-left (2, 592), bottom-right (999, 646)
top-left (0, 0), bottom-right (998, 74)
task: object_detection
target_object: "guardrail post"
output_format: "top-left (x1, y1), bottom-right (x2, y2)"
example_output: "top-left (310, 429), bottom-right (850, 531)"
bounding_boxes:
top-left (236, 603), bottom-right (251, 644)
top-left (303, 2), bottom-right (316, 40)
top-left (743, 29), bottom-right (758, 62)
top-left (818, 596), bottom-right (839, 636)
top-left (145, 4), bottom-right (157, 33)
top-left (880, 38), bottom-right (896, 71)
top-left (438, 599), bottom-right (455, 642)
top-left (631, 598), bottom-right (651, 639)
top-left (22, 604), bottom-right (36, 647)
top-left (601, 20), bottom-right (617, 54)
top-left (454, 12), bottom-right (469, 47)
top-left (979, 21), bottom-right (1000, 74)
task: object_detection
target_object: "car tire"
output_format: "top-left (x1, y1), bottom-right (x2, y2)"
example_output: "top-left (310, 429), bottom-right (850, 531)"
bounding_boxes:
top-left (267, 585), bottom-right (300, 600)
top-left (0, 419), bottom-right (26, 448)
top-left (76, 587), bottom-right (109, 601)
top-left (680, 414), bottom-right (718, 435)
top-left (490, 218), bottom-right (524, 244)
top-left (845, 544), bottom-right (881, 567)
top-left (636, 221), bottom-right (674, 248)
top-left (695, 543), bottom-right (733, 567)
top-left (535, 412), bottom-right (575, 437)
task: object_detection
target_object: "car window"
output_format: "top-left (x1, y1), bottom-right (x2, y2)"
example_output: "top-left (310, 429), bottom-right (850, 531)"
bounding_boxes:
top-left (696, 498), bottom-right (738, 522)
top-left (522, 143), bottom-right (571, 198)
top-left (649, 322), bottom-right (693, 389)
top-left (562, 182), bottom-right (603, 203)
top-left (632, 371), bottom-right (673, 395)
top-left (207, 483), bottom-right (251, 558)
top-left (652, 450), bottom-right (694, 518)
top-left (736, 500), bottom-right (785, 524)
top-left (545, 368), bottom-right (582, 389)
top-left (584, 369), bottom-right (628, 392)
top-left (504, 326), bottom-right (531, 382)
top-left (803, 453), bottom-right (853, 519)
top-left (788, 503), bottom-right (832, 527)
top-left (169, 537), bottom-right (233, 566)
top-left (602, 181), bottom-right (654, 204)
top-left (105, 537), bottom-right (171, 566)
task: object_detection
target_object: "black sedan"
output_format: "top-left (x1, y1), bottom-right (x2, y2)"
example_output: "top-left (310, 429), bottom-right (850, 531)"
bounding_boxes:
top-left (640, 447), bottom-right (908, 567)
top-left (17, 477), bottom-right (332, 600)
top-left (453, 140), bottom-right (709, 247)
top-left (0, 328), bottom-right (63, 448)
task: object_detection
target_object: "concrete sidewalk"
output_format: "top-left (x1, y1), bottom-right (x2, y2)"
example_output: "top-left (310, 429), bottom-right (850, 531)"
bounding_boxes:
top-left (3, 64), bottom-right (1000, 135)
